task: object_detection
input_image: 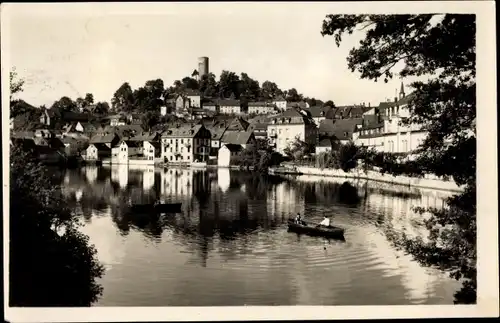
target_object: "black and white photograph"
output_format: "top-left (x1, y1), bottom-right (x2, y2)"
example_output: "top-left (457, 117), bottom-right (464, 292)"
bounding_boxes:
top-left (2, 1), bottom-right (498, 321)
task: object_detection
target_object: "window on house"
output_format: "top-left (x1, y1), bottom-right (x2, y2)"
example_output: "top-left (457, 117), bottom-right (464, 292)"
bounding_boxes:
top-left (181, 139), bottom-right (184, 144)
top-left (187, 156), bottom-right (190, 160)
top-left (170, 156), bottom-right (173, 161)
top-left (187, 147), bottom-right (190, 153)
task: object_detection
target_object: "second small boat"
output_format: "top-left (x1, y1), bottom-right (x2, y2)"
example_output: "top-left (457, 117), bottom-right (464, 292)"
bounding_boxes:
top-left (130, 202), bottom-right (182, 214)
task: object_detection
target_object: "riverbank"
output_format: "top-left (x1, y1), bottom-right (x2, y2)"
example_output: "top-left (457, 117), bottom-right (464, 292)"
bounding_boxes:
top-left (269, 165), bottom-right (463, 193)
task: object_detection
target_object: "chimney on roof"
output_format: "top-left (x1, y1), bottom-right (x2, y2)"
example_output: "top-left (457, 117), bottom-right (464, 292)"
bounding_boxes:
top-left (368, 102), bottom-right (371, 107)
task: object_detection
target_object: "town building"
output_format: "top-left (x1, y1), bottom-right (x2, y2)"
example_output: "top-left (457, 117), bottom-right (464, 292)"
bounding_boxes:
top-left (306, 106), bottom-right (333, 126)
top-left (89, 133), bottom-right (120, 149)
top-left (219, 99), bottom-right (242, 115)
top-left (267, 108), bottom-right (317, 155)
top-left (202, 99), bottom-right (219, 112)
top-left (221, 131), bottom-right (256, 149)
top-left (205, 121), bottom-right (229, 157)
top-left (185, 89), bottom-right (202, 108)
top-left (85, 143), bottom-right (111, 161)
top-left (247, 115), bottom-right (271, 140)
top-left (161, 124), bottom-right (212, 164)
top-left (218, 144), bottom-right (243, 167)
top-left (354, 83), bottom-right (427, 154)
top-left (248, 102), bottom-right (276, 115)
top-left (143, 141), bottom-right (162, 162)
top-left (272, 96), bottom-right (287, 111)
top-left (111, 140), bottom-right (129, 165)
top-left (318, 118), bottom-right (363, 144)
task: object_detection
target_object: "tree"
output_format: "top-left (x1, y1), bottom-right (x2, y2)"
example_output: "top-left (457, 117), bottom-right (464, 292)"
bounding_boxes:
top-left (93, 102), bottom-right (110, 115)
top-left (84, 93), bottom-right (94, 106)
top-left (219, 70), bottom-right (240, 99)
top-left (9, 72), bottom-right (104, 306)
top-left (261, 81), bottom-right (283, 100)
top-left (111, 82), bottom-right (134, 112)
top-left (199, 73), bottom-right (219, 98)
top-left (321, 14), bottom-right (476, 303)
top-left (239, 73), bottom-right (261, 100)
top-left (10, 68), bottom-right (25, 106)
top-left (285, 88), bottom-right (303, 102)
top-left (141, 111), bottom-right (161, 131)
top-left (233, 138), bottom-right (281, 173)
top-left (283, 136), bottom-right (315, 161)
top-left (51, 96), bottom-right (77, 113)
top-left (181, 77), bottom-right (199, 90)
top-left (323, 100), bottom-right (335, 108)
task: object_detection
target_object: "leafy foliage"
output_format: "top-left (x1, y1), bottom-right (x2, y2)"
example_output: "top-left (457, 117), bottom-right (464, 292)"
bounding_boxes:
top-left (233, 138), bottom-right (282, 173)
top-left (321, 14), bottom-right (476, 303)
top-left (9, 70), bottom-right (104, 306)
top-left (111, 82), bottom-right (135, 112)
top-left (283, 136), bottom-right (315, 161)
top-left (10, 138), bottom-right (104, 306)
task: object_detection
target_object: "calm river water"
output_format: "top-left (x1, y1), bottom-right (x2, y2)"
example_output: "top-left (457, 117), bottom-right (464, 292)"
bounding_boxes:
top-left (56, 165), bottom-right (460, 306)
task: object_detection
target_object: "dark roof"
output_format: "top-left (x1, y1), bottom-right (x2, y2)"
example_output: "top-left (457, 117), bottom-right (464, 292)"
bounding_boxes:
top-left (162, 124), bottom-right (204, 138)
top-left (90, 143), bottom-right (111, 151)
top-left (362, 114), bottom-right (381, 127)
top-left (396, 92), bottom-right (416, 106)
top-left (103, 124), bottom-right (144, 137)
top-left (329, 118), bottom-right (363, 140)
top-left (222, 144), bottom-right (243, 153)
top-left (124, 140), bottom-right (140, 148)
top-left (127, 131), bottom-right (159, 142)
top-left (306, 106), bottom-right (332, 118)
top-left (149, 141), bottom-right (161, 150)
top-left (61, 111), bottom-right (92, 122)
top-left (247, 115), bottom-right (271, 131)
top-left (221, 131), bottom-right (254, 145)
top-left (248, 102), bottom-right (274, 107)
top-left (274, 95), bottom-right (285, 101)
top-left (90, 133), bottom-right (118, 144)
top-left (219, 99), bottom-right (241, 107)
top-left (227, 117), bottom-right (249, 131)
top-left (271, 108), bottom-right (315, 125)
top-left (318, 119), bottom-right (336, 134)
top-left (205, 125), bottom-right (228, 140)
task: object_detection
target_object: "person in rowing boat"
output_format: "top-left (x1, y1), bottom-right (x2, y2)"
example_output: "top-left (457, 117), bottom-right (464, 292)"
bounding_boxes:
top-left (318, 216), bottom-right (331, 228)
top-left (294, 213), bottom-right (305, 225)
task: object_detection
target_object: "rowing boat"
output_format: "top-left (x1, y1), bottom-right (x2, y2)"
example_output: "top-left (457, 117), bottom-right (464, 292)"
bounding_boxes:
top-left (287, 219), bottom-right (345, 239)
top-left (130, 203), bottom-right (182, 214)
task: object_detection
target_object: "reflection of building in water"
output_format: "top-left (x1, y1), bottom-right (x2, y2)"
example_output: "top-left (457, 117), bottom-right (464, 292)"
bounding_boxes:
top-left (267, 182), bottom-right (305, 219)
top-left (85, 167), bottom-right (98, 184)
top-left (366, 183), bottom-right (453, 239)
top-left (142, 166), bottom-right (155, 191)
top-left (161, 168), bottom-right (194, 199)
top-left (111, 164), bottom-right (129, 189)
top-left (217, 168), bottom-right (230, 193)
top-left (357, 223), bottom-right (441, 302)
top-left (75, 189), bottom-right (83, 202)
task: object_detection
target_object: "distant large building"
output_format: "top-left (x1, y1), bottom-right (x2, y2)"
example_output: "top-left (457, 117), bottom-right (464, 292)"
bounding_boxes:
top-left (198, 56), bottom-right (209, 78)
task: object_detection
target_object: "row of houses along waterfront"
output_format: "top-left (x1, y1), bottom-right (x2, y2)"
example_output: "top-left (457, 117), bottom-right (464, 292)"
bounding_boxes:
top-left (11, 82), bottom-right (427, 167)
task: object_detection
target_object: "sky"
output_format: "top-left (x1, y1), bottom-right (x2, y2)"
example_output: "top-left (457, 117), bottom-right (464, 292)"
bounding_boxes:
top-left (5, 2), bottom-right (414, 108)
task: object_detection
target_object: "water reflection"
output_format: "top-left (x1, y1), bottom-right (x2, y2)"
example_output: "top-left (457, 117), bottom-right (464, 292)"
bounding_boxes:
top-left (55, 166), bottom-right (460, 306)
